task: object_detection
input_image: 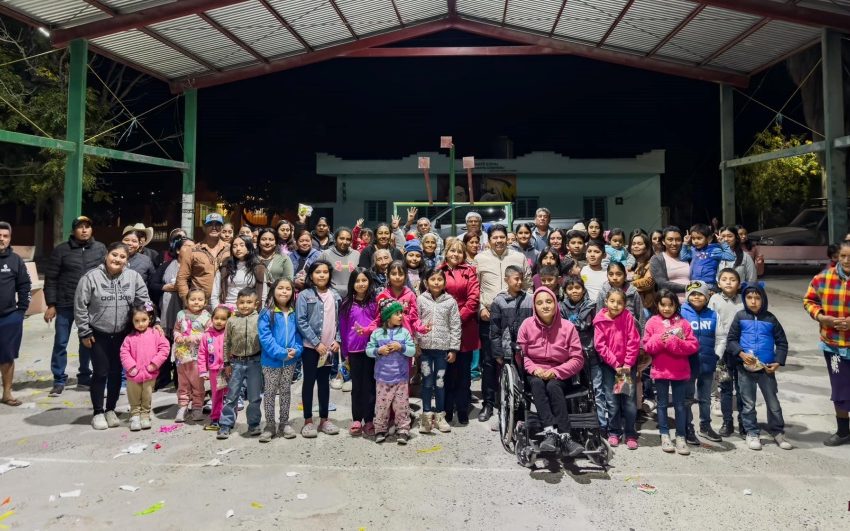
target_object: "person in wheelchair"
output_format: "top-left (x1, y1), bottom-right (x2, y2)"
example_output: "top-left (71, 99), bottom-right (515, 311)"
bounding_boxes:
top-left (516, 286), bottom-right (586, 457)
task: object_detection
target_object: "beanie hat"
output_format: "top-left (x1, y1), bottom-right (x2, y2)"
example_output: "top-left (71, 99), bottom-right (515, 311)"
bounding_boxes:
top-left (379, 298), bottom-right (403, 324)
top-left (686, 280), bottom-right (711, 299)
top-left (405, 239), bottom-right (423, 254)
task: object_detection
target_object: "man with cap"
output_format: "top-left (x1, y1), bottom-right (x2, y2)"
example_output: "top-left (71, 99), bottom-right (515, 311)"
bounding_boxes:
top-left (176, 213), bottom-right (230, 303)
top-left (0, 222), bottom-right (31, 406)
top-left (44, 215), bottom-right (106, 395)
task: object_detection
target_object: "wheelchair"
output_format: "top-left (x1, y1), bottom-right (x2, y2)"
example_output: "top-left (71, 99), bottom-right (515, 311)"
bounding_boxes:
top-left (498, 350), bottom-right (612, 469)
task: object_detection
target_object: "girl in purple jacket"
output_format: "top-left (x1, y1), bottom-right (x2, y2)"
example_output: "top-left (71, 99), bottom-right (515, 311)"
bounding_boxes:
top-left (340, 268), bottom-right (378, 436)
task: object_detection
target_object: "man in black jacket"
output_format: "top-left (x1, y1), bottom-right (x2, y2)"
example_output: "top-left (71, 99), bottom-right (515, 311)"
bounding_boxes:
top-left (43, 216), bottom-right (106, 395)
top-left (0, 222), bottom-right (31, 406)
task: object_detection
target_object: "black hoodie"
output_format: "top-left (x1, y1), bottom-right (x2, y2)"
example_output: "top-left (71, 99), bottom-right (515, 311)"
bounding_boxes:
top-left (0, 247), bottom-right (31, 317)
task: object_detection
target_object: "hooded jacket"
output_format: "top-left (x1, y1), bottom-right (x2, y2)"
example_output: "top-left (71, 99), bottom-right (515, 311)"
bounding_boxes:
top-left (680, 242), bottom-right (735, 285)
top-left (127, 252), bottom-right (155, 288)
top-left (74, 264), bottom-right (151, 338)
top-left (595, 280), bottom-right (644, 331)
top-left (417, 291), bottom-right (462, 351)
top-left (593, 307), bottom-right (640, 369)
top-left (489, 289), bottom-right (533, 360)
top-left (366, 326), bottom-right (416, 384)
top-left (560, 294), bottom-right (598, 365)
top-left (319, 246), bottom-right (360, 298)
top-left (339, 298), bottom-right (378, 357)
top-left (643, 314), bottom-right (699, 380)
top-left (680, 302), bottom-right (719, 375)
top-left (119, 328), bottom-right (170, 383)
top-left (516, 287), bottom-right (584, 380)
top-left (258, 307), bottom-right (304, 368)
top-left (289, 247), bottom-right (321, 277)
top-left (727, 285), bottom-right (788, 366)
top-left (43, 236), bottom-right (106, 308)
top-left (708, 291), bottom-right (743, 360)
top-left (0, 247), bottom-right (30, 317)
top-left (197, 326), bottom-right (225, 375)
top-left (369, 286), bottom-right (430, 338)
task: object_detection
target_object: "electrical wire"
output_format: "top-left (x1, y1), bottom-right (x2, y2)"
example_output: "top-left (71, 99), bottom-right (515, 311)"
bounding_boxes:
top-left (0, 92), bottom-right (52, 138)
top-left (0, 48), bottom-right (60, 68)
top-left (85, 95), bottom-right (179, 142)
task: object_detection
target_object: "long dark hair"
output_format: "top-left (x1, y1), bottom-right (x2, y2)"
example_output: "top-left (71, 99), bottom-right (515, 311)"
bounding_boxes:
top-left (720, 225), bottom-right (744, 267)
top-left (372, 222), bottom-right (393, 250)
top-left (341, 267), bottom-right (377, 314)
top-left (536, 246), bottom-right (561, 274)
top-left (256, 227), bottom-right (278, 257)
top-left (305, 259), bottom-right (333, 290)
top-left (264, 277), bottom-right (295, 334)
top-left (420, 267), bottom-right (447, 295)
top-left (275, 219), bottom-right (295, 249)
top-left (629, 232), bottom-right (653, 269)
top-left (222, 235), bottom-right (261, 289)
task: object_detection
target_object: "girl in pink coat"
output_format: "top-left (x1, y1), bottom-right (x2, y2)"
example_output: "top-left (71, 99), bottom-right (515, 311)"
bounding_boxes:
top-left (197, 304), bottom-right (233, 431)
top-left (593, 287), bottom-right (641, 449)
top-left (119, 303), bottom-right (170, 432)
top-left (516, 287), bottom-right (586, 457)
top-left (643, 288), bottom-right (699, 455)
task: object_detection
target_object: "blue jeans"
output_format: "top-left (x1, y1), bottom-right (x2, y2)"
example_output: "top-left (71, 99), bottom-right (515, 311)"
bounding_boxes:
top-left (737, 368), bottom-right (785, 436)
top-left (686, 370), bottom-right (714, 429)
top-left (601, 364), bottom-right (637, 438)
top-left (720, 367), bottom-right (743, 424)
top-left (220, 356), bottom-right (263, 430)
top-left (50, 306), bottom-right (92, 386)
top-left (590, 364), bottom-right (608, 430)
top-left (655, 379), bottom-right (688, 436)
top-left (420, 349), bottom-right (448, 412)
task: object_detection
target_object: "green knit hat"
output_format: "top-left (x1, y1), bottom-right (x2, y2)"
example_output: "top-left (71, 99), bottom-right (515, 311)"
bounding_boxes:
top-left (380, 299), bottom-right (403, 324)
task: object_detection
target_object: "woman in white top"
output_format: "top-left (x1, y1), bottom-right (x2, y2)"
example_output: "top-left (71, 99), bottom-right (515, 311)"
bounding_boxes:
top-left (717, 225), bottom-right (757, 284)
top-left (211, 235), bottom-right (267, 307)
top-left (649, 226), bottom-right (690, 303)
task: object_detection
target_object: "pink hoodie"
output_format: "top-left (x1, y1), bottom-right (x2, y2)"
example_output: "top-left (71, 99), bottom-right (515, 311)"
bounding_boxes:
top-left (593, 307), bottom-right (640, 369)
top-left (516, 287), bottom-right (584, 380)
top-left (197, 326), bottom-right (226, 376)
top-left (119, 328), bottom-right (171, 384)
top-left (362, 286), bottom-right (430, 339)
top-left (643, 314), bottom-right (699, 380)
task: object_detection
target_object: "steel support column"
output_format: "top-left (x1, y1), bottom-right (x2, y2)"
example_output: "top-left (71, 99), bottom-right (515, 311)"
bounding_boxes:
top-left (182, 89), bottom-right (198, 236)
top-left (720, 84), bottom-right (735, 225)
top-left (63, 39), bottom-right (87, 237)
top-left (822, 29), bottom-right (847, 242)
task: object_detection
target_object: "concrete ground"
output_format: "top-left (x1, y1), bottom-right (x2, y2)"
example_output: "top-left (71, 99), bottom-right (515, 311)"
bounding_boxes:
top-left (1, 275), bottom-right (848, 530)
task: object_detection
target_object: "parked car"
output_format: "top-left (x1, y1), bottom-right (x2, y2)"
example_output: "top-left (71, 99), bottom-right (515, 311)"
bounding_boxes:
top-left (512, 218), bottom-right (582, 233)
top-left (750, 199), bottom-right (849, 246)
top-left (432, 204), bottom-right (509, 239)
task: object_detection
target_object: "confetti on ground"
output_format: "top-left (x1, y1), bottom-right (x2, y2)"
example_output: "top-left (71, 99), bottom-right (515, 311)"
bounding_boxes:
top-left (203, 458), bottom-right (223, 467)
top-left (134, 501), bottom-right (165, 516)
top-left (62, 400), bottom-right (75, 407)
top-left (743, 489), bottom-right (752, 496)
top-left (637, 483), bottom-right (657, 494)
top-left (225, 509), bottom-right (235, 518)
top-left (0, 498), bottom-right (9, 507)
top-left (121, 444), bottom-right (147, 455)
top-left (296, 493), bottom-right (308, 500)
top-left (159, 425), bottom-right (182, 433)
top-left (416, 445), bottom-right (442, 454)
top-left (216, 448), bottom-right (235, 455)
top-left (15, 439), bottom-right (27, 446)
top-left (154, 443), bottom-right (162, 450)
top-left (59, 490), bottom-right (81, 498)
top-left (250, 502), bottom-right (264, 509)
top-left (119, 485), bottom-right (140, 492)
top-left (285, 471), bottom-right (300, 477)
top-left (0, 510), bottom-right (15, 527)
top-left (0, 460), bottom-right (30, 475)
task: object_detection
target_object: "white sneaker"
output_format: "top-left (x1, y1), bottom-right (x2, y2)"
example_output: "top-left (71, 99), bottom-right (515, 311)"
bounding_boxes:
top-left (92, 413), bottom-right (108, 430)
top-left (140, 417), bottom-right (152, 430)
top-left (774, 433), bottom-right (793, 450)
top-left (119, 386), bottom-right (127, 396)
top-left (175, 406), bottom-right (187, 423)
top-left (342, 380), bottom-right (352, 392)
top-left (661, 434), bottom-right (675, 453)
top-left (104, 410), bottom-right (120, 428)
top-left (747, 434), bottom-right (762, 450)
top-left (330, 377), bottom-right (343, 390)
top-left (129, 416), bottom-right (141, 431)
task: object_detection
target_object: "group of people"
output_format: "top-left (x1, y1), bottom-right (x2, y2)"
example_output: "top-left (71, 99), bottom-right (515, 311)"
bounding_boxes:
top-left (0, 205), bottom-right (848, 456)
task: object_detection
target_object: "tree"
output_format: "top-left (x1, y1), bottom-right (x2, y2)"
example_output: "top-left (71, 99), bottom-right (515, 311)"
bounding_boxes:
top-left (735, 124), bottom-right (821, 230)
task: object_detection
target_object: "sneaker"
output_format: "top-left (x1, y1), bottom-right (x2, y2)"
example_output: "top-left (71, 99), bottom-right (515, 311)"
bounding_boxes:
top-left (129, 415), bottom-right (141, 432)
top-left (204, 422), bottom-right (220, 431)
top-left (342, 380), bottom-right (352, 392)
top-left (607, 435), bottom-right (620, 447)
top-left (330, 377), bottom-right (343, 390)
top-left (710, 397), bottom-right (722, 418)
top-left (217, 427), bottom-right (231, 440)
top-left (248, 425), bottom-right (262, 437)
top-left (823, 432), bottom-right (850, 446)
top-left (91, 413), bottom-right (108, 430)
top-left (746, 434), bottom-right (762, 450)
top-left (685, 429), bottom-right (700, 446)
top-left (397, 432), bottom-right (410, 445)
top-left (363, 422), bottom-right (375, 437)
top-left (349, 421), bottom-right (363, 436)
top-left (301, 422), bottom-right (318, 438)
top-left (192, 409), bottom-right (204, 422)
top-left (699, 424), bottom-right (722, 442)
top-left (661, 434), bottom-right (675, 453)
top-left (319, 420), bottom-right (339, 435)
top-left (375, 432), bottom-right (387, 443)
top-left (675, 436), bottom-right (690, 455)
top-left (259, 428), bottom-right (274, 443)
top-left (175, 406), bottom-right (187, 423)
top-left (540, 431), bottom-right (559, 452)
top-left (76, 383), bottom-right (90, 391)
top-left (280, 423), bottom-right (297, 439)
top-left (719, 421), bottom-right (734, 438)
top-left (49, 384), bottom-right (64, 397)
top-left (237, 398), bottom-right (244, 411)
top-left (774, 433), bottom-right (793, 450)
top-left (561, 434), bottom-right (585, 457)
top-left (626, 437), bottom-right (639, 450)
top-left (419, 413), bottom-right (433, 434)
top-left (434, 412), bottom-right (451, 433)
top-left (203, 399), bottom-right (212, 414)
top-left (140, 417), bottom-right (151, 430)
top-left (642, 398), bottom-right (657, 413)
top-left (104, 410), bottom-right (120, 428)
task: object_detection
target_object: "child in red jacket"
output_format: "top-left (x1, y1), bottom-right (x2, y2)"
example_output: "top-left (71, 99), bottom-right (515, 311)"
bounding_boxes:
top-left (120, 303), bottom-right (170, 432)
top-left (594, 288), bottom-right (641, 449)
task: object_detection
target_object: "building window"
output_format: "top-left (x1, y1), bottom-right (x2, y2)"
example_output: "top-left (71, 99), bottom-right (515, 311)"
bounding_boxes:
top-left (583, 196), bottom-right (606, 222)
top-left (515, 197), bottom-right (539, 219)
top-left (364, 200), bottom-right (387, 223)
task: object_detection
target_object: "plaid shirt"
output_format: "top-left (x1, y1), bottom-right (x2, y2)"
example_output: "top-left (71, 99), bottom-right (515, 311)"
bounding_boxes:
top-left (803, 266), bottom-right (850, 347)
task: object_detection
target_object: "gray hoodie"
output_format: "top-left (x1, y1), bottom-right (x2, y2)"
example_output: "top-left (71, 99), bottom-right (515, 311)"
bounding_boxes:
top-left (74, 264), bottom-right (151, 338)
top-left (319, 246), bottom-right (360, 299)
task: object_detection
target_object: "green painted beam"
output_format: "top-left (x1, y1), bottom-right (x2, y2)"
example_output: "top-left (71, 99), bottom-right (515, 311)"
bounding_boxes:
top-left (823, 28), bottom-right (848, 242)
top-left (82, 145), bottom-right (188, 170)
top-left (181, 89), bottom-right (198, 235)
top-left (719, 140), bottom-right (826, 169)
top-left (63, 39), bottom-right (87, 237)
top-left (0, 129), bottom-right (75, 151)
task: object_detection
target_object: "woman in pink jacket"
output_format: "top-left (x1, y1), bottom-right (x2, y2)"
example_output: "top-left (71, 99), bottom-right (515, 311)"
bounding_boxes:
top-left (516, 287), bottom-right (585, 456)
top-left (643, 288), bottom-right (699, 455)
top-left (119, 304), bottom-right (170, 432)
top-left (594, 287), bottom-right (641, 449)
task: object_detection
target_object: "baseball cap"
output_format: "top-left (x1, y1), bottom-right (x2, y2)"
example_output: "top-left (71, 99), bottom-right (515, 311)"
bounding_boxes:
top-left (72, 215), bottom-right (92, 229)
top-left (204, 213), bottom-right (224, 225)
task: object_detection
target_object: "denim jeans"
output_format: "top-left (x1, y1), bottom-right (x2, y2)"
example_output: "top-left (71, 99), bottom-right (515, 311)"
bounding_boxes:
top-left (590, 364), bottom-right (609, 430)
top-left (479, 319), bottom-right (497, 407)
top-left (220, 356), bottom-right (263, 430)
top-left (686, 371), bottom-right (714, 429)
top-left (737, 368), bottom-right (785, 436)
top-left (601, 364), bottom-right (637, 438)
top-left (655, 379), bottom-right (688, 436)
top-left (50, 306), bottom-right (92, 386)
top-left (420, 349), bottom-right (448, 412)
top-left (720, 368), bottom-right (743, 424)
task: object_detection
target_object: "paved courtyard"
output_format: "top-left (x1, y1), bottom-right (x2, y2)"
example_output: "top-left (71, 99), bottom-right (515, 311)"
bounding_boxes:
top-left (0, 276), bottom-right (848, 530)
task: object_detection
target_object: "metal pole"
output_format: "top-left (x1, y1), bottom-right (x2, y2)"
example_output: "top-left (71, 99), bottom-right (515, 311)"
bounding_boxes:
top-left (719, 84), bottom-right (736, 225)
top-left (822, 29), bottom-right (848, 243)
top-left (63, 39), bottom-right (87, 237)
top-left (181, 89), bottom-right (198, 236)
top-left (449, 143), bottom-right (456, 236)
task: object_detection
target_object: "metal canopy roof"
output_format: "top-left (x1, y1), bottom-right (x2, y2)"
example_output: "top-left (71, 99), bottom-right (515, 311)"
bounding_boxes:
top-left (1, 0), bottom-right (847, 91)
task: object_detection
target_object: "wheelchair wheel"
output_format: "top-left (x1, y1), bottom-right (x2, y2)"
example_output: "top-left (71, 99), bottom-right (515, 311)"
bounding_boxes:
top-left (515, 422), bottom-right (536, 469)
top-left (585, 433), bottom-right (613, 468)
top-left (499, 363), bottom-right (518, 453)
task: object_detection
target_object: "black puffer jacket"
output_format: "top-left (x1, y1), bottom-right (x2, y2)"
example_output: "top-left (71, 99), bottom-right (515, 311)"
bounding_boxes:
top-left (43, 237), bottom-right (106, 308)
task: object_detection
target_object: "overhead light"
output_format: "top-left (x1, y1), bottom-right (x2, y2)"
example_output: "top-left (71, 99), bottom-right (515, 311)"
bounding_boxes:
top-left (37, 27), bottom-right (50, 37)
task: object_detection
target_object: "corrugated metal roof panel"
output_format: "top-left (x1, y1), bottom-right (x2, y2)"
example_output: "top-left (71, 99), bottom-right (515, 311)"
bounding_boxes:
top-left (3, 0), bottom-right (106, 26)
top-left (337, 0), bottom-right (400, 35)
top-left (394, 0), bottom-right (447, 23)
top-left (554, 0), bottom-right (630, 44)
top-left (709, 19), bottom-right (820, 72)
top-left (269, 0), bottom-right (355, 49)
top-left (206, 1), bottom-right (305, 58)
top-left (503, 0), bottom-right (566, 34)
top-left (457, 0), bottom-right (504, 22)
top-left (657, 5), bottom-right (760, 63)
top-left (605, 0), bottom-right (697, 54)
top-left (91, 29), bottom-right (205, 78)
top-left (149, 14), bottom-right (257, 69)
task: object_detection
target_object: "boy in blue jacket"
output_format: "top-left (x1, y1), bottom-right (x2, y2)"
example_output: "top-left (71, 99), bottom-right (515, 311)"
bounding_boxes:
top-left (681, 281), bottom-right (721, 443)
top-left (680, 224), bottom-right (735, 292)
top-left (726, 284), bottom-right (792, 451)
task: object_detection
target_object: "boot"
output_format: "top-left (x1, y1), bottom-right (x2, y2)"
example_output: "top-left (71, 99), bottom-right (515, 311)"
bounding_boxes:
top-left (561, 434), bottom-right (584, 457)
top-left (419, 412), bottom-right (433, 434)
top-left (434, 412), bottom-right (452, 433)
top-left (719, 420), bottom-right (733, 438)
